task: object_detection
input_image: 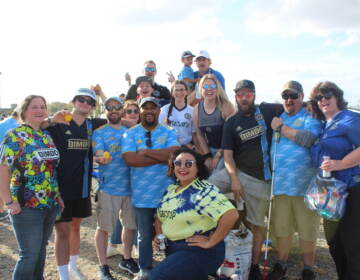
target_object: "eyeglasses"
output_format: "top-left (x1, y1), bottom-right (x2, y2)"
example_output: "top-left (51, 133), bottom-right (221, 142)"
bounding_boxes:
top-left (313, 92), bottom-right (334, 102)
top-left (174, 88), bottom-right (186, 92)
top-left (126, 108), bottom-right (139, 114)
top-left (173, 160), bottom-right (195, 168)
top-left (76, 96), bottom-right (96, 106)
top-left (145, 131), bottom-right (152, 148)
top-left (202, 84), bottom-right (217, 89)
top-left (235, 91), bottom-right (254, 98)
top-left (281, 92), bottom-right (300, 100)
top-left (106, 104), bottom-right (123, 111)
top-left (145, 67), bottom-right (156, 72)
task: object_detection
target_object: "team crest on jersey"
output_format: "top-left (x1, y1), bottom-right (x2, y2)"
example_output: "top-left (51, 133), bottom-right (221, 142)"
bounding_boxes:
top-left (184, 113), bottom-right (192, 120)
top-left (136, 139), bottom-right (142, 144)
top-left (205, 127), bottom-right (212, 132)
top-left (109, 136), bottom-right (115, 141)
top-left (293, 119), bottom-right (303, 127)
top-left (255, 114), bottom-right (264, 121)
top-left (157, 136), bottom-right (167, 144)
top-left (236, 126), bottom-right (242, 132)
top-left (65, 130), bottom-right (72, 135)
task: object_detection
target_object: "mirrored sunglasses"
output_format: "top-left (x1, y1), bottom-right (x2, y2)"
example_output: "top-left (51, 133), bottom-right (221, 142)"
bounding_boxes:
top-left (173, 160), bottom-right (196, 168)
top-left (202, 84), bottom-right (217, 89)
top-left (145, 67), bottom-right (156, 72)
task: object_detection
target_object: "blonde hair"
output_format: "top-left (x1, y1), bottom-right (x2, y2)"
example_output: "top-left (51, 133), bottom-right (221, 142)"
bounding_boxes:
top-left (199, 74), bottom-right (231, 110)
top-left (123, 100), bottom-right (139, 111)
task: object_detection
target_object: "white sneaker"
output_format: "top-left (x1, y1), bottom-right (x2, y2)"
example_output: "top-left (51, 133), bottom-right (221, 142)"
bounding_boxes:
top-left (106, 245), bottom-right (120, 258)
top-left (69, 267), bottom-right (88, 280)
top-left (133, 270), bottom-right (149, 280)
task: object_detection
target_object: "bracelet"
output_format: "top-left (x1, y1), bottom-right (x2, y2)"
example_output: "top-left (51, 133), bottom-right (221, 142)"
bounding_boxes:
top-left (5, 200), bottom-right (13, 206)
top-left (203, 152), bottom-right (213, 160)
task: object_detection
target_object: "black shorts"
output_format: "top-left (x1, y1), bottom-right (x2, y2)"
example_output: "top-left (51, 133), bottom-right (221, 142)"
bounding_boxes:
top-left (56, 197), bottom-right (92, 223)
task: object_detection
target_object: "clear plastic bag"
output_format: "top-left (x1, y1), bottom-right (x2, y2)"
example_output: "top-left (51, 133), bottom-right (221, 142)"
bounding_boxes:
top-left (304, 174), bottom-right (348, 221)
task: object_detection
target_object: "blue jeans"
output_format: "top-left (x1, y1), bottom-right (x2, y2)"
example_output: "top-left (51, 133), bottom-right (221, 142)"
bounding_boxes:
top-left (10, 204), bottom-right (59, 280)
top-left (134, 207), bottom-right (156, 271)
top-left (149, 238), bottom-right (225, 280)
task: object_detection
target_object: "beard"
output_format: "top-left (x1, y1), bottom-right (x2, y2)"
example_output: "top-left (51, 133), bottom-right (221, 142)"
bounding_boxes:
top-left (141, 113), bottom-right (158, 128)
top-left (237, 99), bottom-right (256, 116)
top-left (107, 113), bottom-right (121, 124)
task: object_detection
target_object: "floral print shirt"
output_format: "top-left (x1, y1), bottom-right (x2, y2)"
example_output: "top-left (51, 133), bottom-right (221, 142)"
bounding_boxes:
top-left (0, 125), bottom-right (60, 208)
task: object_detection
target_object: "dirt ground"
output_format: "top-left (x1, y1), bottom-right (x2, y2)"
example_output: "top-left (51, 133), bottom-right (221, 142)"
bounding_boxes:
top-left (0, 212), bottom-right (337, 280)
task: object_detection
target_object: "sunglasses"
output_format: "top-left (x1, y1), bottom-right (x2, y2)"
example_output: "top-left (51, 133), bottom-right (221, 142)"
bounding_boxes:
top-left (106, 104), bottom-right (123, 111)
top-left (281, 92), bottom-right (299, 100)
top-left (202, 84), bottom-right (217, 89)
top-left (145, 131), bottom-right (152, 148)
top-left (76, 96), bottom-right (96, 106)
top-left (126, 109), bottom-right (139, 114)
top-left (145, 67), bottom-right (156, 72)
top-left (313, 92), bottom-right (334, 102)
top-left (173, 160), bottom-right (196, 168)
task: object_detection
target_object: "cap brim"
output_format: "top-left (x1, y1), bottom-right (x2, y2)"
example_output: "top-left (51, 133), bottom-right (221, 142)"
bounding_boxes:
top-left (282, 88), bottom-right (302, 95)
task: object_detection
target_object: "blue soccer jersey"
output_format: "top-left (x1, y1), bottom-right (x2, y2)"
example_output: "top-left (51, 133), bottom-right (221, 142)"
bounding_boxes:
top-left (122, 124), bottom-right (178, 208)
top-left (271, 108), bottom-right (322, 196)
top-left (93, 124), bottom-right (130, 196)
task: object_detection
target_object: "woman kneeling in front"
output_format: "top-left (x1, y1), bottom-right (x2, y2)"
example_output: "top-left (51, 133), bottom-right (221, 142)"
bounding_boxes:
top-left (149, 146), bottom-right (238, 280)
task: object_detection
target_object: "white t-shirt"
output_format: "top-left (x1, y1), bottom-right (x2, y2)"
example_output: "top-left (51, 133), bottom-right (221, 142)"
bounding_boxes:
top-left (159, 103), bottom-right (195, 145)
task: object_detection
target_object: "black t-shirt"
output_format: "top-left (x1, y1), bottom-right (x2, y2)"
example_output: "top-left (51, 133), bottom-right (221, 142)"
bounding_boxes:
top-left (221, 103), bottom-right (283, 180)
top-left (47, 118), bottom-right (107, 200)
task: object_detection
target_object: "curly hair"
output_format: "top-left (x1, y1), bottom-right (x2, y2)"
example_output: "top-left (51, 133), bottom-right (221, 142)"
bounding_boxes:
top-left (309, 81), bottom-right (348, 120)
top-left (167, 146), bottom-right (210, 181)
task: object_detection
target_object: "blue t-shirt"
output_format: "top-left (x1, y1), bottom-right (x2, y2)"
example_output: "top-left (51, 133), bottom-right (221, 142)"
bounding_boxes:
top-left (178, 65), bottom-right (195, 89)
top-left (122, 124), bottom-right (179, 208)
top-left (194, 67), bottom-right (225, 90)
top-left (0, 117), bottom-right (20, 142)
top-left (93, 124), bottom-right (130, 196)
top-left (311, 109), bottom-right (360, 188)
top-left (271, 108), bottom-right (322, 196)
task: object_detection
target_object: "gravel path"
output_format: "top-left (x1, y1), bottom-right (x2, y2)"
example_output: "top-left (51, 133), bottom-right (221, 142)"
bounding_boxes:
top-left (0, 214), bottom-right (337, 280)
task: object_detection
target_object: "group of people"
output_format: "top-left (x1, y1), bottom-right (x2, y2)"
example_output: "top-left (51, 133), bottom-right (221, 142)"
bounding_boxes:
top-left (0, 49), bottom-right (359, 280)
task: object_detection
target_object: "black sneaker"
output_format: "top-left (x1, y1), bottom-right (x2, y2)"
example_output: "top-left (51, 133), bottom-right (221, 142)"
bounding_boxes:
top-left (248, 264), bottom-right (261, 280)
top-left (99, 265), bottom-right (115, 280)
top-left (302, 269), bottom-right (315, 280)
top-left (118, 258), bottom-right (140, 275)
top-left (267, 263), bottom-right (287, 280)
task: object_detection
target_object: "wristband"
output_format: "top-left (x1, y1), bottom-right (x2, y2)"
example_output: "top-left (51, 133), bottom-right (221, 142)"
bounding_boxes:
top-left (48, 117), bottom-right (52, 125)
top-left (203, 152), bottom-right (213, 160)
top-left (5, 200), bottom-right (13, 206)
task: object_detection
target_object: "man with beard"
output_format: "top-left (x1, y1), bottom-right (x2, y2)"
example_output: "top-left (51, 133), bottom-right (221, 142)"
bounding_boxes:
top-left (122, 97), bottom-right (179, 280)
top-left (208, 80), bottom-right (282, 280)
top-left (92, 97), bottom-right (139, 279)
top-left (266, 81), bottom-right (322, 280)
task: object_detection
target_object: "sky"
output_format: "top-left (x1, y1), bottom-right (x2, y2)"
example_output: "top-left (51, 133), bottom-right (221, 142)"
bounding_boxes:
top-left (1, 0), bottom-right (360, 108)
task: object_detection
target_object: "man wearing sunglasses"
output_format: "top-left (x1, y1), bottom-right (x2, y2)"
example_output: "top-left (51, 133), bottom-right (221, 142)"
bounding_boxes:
top-left (122, 97), bottom-right (179, 280)
top-left (208, 79), bottom-right (283, 280)
top-left (267, 81), bottom-right (322, 280)
top-left (126, 60), bottom-right (171, 107)
top-left (45, 88), bottom-right (107, 280)
top-left (92, 97), bottom-right (139, 279)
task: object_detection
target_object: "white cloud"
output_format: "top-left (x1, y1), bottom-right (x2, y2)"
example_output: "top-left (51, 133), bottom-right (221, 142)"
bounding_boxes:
top-left (244, 0), bottom-right (360, 43)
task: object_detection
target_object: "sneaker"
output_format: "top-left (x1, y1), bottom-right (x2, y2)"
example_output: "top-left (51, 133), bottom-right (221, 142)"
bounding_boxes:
top-left (106, 245), bottom-right (120, 258)
top-left (0, 211), bottom-right (9, 221)
top-left (302, 269), bottom-right (315, 280)
top-left (133, 270), bottom-right (149, 280)
top-left (248, 264), bottom-right (261, 280)
top-left (267, 263), bottom-right (287, 280)
top-left (99, 265), bottom-right (115, 280)
top-left (69, 266), bottom-right (88, 280)
top-left (119, 258), bottom-right (140, 275)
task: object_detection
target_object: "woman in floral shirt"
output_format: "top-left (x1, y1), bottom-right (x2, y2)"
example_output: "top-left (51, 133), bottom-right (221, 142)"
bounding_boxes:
top-left (0, 95), bottom-right (64, 280)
